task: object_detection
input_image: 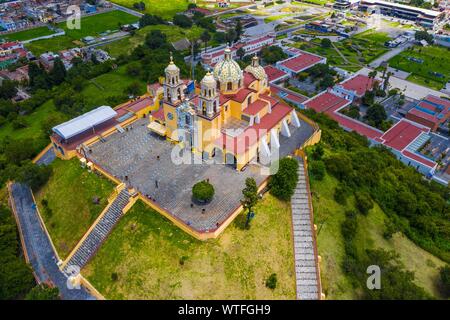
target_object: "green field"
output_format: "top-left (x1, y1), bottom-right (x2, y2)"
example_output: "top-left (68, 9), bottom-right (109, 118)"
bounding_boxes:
top-left (80, 64), bottom-right (147, 107)
top-left (111, 0), bottom-right (189, 19)
top-left (1, 26), bottom-right (56, 42)
top-left (389, 45), bottom-right (450, 90)
top-left (84, 196), bottom-right (296, 299)
top-left (294, 30), bottom-right (390, 72)
top-left (25, 10), bottom-right (139, 56)
top-left (101, 24), bottom-right (204, 57)
top-left (35, 159), bottom-right (115, 259)
top-left (312, 173), bottom-right (446, 299)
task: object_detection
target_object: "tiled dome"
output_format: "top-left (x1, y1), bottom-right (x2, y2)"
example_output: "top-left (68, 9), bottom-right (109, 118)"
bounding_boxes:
top-left (245, 55), bottom-right (267, 81)
top-left (213, 47), bottom-right (243, 84)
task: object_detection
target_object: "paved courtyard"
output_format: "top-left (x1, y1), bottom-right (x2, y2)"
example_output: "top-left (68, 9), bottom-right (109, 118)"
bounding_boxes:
top-left (87, 118), bottom-right (314, 232)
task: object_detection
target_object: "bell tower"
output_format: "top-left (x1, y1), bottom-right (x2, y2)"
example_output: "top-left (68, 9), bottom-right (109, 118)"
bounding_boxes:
top-left (198, 70), bottom-right (219, 118)
top-left (164, 53), bottom-right (185, 104)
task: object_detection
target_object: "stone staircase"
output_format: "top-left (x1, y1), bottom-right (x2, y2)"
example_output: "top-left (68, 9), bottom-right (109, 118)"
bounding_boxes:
top-left (63, 189), bottom-right (130, 275)
top-left (291, 158), bottom-right (320, 300)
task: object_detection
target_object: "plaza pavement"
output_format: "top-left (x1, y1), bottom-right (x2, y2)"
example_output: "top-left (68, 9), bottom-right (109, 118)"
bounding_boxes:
top-left (87, 118), bottom-right (314, 232)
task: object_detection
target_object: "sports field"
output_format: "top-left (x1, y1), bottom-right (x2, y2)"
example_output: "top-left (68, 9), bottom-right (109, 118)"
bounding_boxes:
top-left (389, 45), bottom-right (450, 90)
top-left (25, 10), bottom-right (138, 56)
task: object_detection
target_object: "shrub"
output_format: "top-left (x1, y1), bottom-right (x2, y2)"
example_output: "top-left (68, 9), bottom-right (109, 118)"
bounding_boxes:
top-left (265, 273), bottom-right (277, 290)
top-left (439, 265), bottom-right (450, 298)
top-left (334, 184), bottom-right (349, 205)
top-left (192, 180), bottom-right (215, 202)
top-left (355, 191), bottom-right (373, 215)
top-left (309, 160), bottom-right (325, 181)
top-left (269, 157), bottom-right (299, 201)
top-left (111, 272), bottom-right (119, 282)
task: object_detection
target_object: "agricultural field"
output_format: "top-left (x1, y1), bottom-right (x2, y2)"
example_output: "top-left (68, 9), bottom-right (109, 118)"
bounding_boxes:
top-left (388, 45), bottom-right (450, 90)
top-left (1, 26), bottom-right (56, 42)
top-left (25, 10), bottom-right (138, 56)
top-left (312, 173), bottom-right (447, 299)
top-left (84, 196), bottom-right (296, 299)
top-left (101, 24), bottom-right (204, 57)
top-left (35, 158), bottom-right (115, 259)
top-left (293, 30), bottom-right (390, 72)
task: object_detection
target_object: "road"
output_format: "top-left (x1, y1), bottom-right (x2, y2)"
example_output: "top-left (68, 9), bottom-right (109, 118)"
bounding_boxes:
top-left (111, 3), bottom-right (144, 18)
top-left (9, 181), bottom-right (95, 300)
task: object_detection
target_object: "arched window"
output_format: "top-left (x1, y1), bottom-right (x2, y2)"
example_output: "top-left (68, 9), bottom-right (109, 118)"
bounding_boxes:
top-left (227, 82), bottom-right (232, 91)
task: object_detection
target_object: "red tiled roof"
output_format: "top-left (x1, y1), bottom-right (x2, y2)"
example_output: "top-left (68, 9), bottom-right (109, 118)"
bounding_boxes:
top-left (380, 119), bottom-right (429, 151)
top-left (264, 65), bottom-right (287, 82)
top-left (280, 52), bottom-right (323, 73)
top-left (244, 71), bottom-right (257, 87)
top-left (305, 92), bottom-right (349, 113)
top-left (226, 87), bottom-right (254, 103)
top-left (340, 74), bottom-right (375, 97)
top-left (243, 99), bottom-right (267, 116)
top-left (332, 113), bottom-right (383, 140)
top-left (125, 97), bottom-right (153, 113)
top-left (151, 107), bottom-right (165, 122)
top-left (407, 107), bottom-right (437, 123)
top-left (402, 150), bottom-right (436, 168)
top-left (217, 103), bottom-right (293, 154)
top-left (425, 95), bottom-right (450, 109)
top-left (259, 93), bottom-right (279, 107)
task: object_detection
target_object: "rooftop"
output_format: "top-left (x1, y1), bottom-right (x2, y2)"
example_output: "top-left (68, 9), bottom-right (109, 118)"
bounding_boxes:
top-left (278, 52), bottom-right (324, 73)
top-left (339, 74), bottom-right (376, 97)
top-left (52, 106), bottom-right (117, 140)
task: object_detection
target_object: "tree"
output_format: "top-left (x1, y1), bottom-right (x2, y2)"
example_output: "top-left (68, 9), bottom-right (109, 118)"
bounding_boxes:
top-left (25, 285), bottom-right (59, 300)
top-left (269, 157), bottom-right (299, 201)
top-left (192, 180), bottom-right (215, 203)
top-left (145, 30), bottom-right (168, 49)
top-left (309, 160), bottom-right (326, 181)
top-left (320, 38), bottom-right (332, 48)
top-left (237, 47), bottom-right (246, 60)
top-left (439, 265), bottom-right (450, 298)
top-left (3, 139), bottom-right (36, 163)
top-left (173, 14), bottom-right (193, 28)
top-left (125, 82), bottom-right (141, 96)
top-left (265, 273), bottom-right (277, 290)
top-left (261, 46), bottom-right (288, 64)
top-left (200, 30), bottom-right (211, 53)
top-left (365, 103), bottom-right (387, 129)
top-left (139, 14), bottom-right (165, 27)
top-left (16, 161), bottom-right (53, 191)
top-left (241, 178), bottom-right (259, 229)
top-left (235, 19), bottom-right (243, 41)
top-left (0, 80), bottom-right (18, 100)
top-left (415, 30), bottom-right (433, 44)
top-left (41, 113), bottom-right (67, 136)
top-left (50, 58), bottom-right (66, 85)
top-left (28, 63), bottom-right (50, 91)
top-left (225, 29), bottom-right (237, 45)
top-left (126, 61), bottom-right (141, 77)
top-left (355, 191), bottom-right (373, 215)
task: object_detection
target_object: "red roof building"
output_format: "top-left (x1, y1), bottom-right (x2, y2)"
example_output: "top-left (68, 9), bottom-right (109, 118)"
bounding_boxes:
top-left (264, 65), bottom-right (288, 83)
top-left (405, 95), bottom-right (450, 132)
top-left (276, 51), bottom-right (326, 76)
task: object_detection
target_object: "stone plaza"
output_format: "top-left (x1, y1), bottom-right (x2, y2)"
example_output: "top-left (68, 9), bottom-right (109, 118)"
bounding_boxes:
top-left (86, 118), bottom-right (314, 232)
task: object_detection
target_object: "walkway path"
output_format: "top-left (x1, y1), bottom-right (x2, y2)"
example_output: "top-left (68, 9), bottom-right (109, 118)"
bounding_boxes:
top-left (291, 157), bottom-right (321, 300)
top-left (368, 42), bottom-right (413, 68)
top-left (9, 183), bottom-right (94, 300)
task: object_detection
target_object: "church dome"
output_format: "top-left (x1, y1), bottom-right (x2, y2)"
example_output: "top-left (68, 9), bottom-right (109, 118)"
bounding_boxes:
top-left (201, 71), bottom-right (216, 87)
top-left (165, 54), bottom-right (179, 74)
top-left (245, 55), bottom-right (267, 81)
top-left (213, 47), bottom-right (243, 85)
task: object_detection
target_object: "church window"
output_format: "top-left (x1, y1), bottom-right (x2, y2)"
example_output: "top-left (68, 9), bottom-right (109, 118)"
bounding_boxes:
top-left (227, 82), bottom-right (232, 91)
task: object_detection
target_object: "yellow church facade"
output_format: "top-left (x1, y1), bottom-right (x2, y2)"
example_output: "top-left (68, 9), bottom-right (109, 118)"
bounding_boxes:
top-left (149, 48), bottom-right (302, 170)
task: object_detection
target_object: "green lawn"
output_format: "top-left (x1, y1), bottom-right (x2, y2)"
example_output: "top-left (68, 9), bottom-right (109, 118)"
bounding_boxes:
top-left (84, 195), bottom-right (296, 300)
top-left (101, 24), bottom-right (204, 57)
top-left (311, 173), bottom-right (447, 299)
top-left (80, 64), bottom-right (147, 107)
top-left (35, 158), bottom-right (115, 259)
top-left (111, 0), bottom-right (189, 19)
top-left (25, 10), bottom-right (138, 56)
top-left (389, 45), bottom-right (450, 90)
top-left (1, 26), bottom-right (56, 42)
top-left (294, 30), bottom-right (390, 72)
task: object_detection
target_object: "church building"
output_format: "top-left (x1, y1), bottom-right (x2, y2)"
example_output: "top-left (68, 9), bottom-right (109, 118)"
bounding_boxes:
top-left (148, 48), bottom-right (301, 170)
